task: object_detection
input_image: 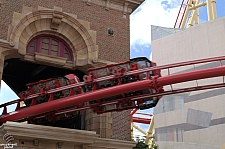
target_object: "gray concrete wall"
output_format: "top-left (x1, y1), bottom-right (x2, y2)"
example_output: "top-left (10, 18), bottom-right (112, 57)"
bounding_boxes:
top-left (152, 17), bottom-right (225, 149)
top-left (157, 141), bottom-right (219, 149)
top-left (152, 17), bottom-right (225, 65)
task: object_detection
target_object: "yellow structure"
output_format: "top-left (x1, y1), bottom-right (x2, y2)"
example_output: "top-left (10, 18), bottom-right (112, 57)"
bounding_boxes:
top-left (178, 0), bottom-right (217, 28)
top-left (221, 143), bottom-right (225, 149)
top-left (131, 114), bottom-right (155, 148)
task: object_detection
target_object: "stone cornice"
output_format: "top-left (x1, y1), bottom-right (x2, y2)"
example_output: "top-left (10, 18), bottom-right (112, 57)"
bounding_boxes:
top-left (0, 39), bottom-right (13, 50)
top-left (0, 122), bottom-right (98, 144)
top-left (94, 138), bottom-right (136, 148)
top-left (83, 0), bottom-right (144, 14)
top-left (0, 122), bottom-right (136, 149)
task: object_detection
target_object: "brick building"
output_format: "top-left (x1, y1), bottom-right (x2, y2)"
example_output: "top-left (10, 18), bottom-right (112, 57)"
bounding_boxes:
top-left (0, 0), bottom-right (144, 148)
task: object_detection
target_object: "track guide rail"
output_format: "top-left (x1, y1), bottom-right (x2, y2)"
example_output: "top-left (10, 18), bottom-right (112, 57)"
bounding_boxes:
top-left (1, 55), bottom-right (225, 124)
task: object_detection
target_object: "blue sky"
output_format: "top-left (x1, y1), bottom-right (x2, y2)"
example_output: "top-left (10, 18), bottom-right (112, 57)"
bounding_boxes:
top-left (130, 0), bottom-right (182, 137)
top-left (1, 0), bottom-right (225, 138)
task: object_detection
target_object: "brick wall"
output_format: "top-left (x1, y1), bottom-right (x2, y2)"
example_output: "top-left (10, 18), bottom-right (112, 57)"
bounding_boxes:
top-left (0, 0), bottom-right (131, 141)
top-left (0, 0), bottom-right (130, 62)
top-left (111, 110), bottom-right (131, 141)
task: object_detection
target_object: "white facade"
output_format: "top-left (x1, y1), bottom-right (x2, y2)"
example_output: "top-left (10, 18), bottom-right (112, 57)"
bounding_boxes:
top-left (152, 17), bottom-right (225, 149)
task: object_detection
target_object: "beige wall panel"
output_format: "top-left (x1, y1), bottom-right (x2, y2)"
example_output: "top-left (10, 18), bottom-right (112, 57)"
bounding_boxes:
top-left (184, 124), bottom-right (225, 146)
top-left (153, 17), bottom-right (225, 148)
top-left (157, 141), bottom-right (219, 149)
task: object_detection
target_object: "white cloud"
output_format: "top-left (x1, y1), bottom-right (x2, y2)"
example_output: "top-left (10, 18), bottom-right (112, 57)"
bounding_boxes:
top-left (0, 80), bottom-right (8, 90)
top-left (130, 0), bottom-right (180, 45)
top-left (0, 81), bottom-right (9, 101)
top-left (130, 0), bottom-right (180, 135)
top-left (0, 80), bottom-right (18, 113)
top-left (132, 122), bottom-right (148, 140)
top-left (0, 80), bottom-right (18, 103)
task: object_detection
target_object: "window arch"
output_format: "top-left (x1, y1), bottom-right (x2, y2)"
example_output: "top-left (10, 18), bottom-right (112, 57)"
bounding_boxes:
top-left (26, 35), bottom-right (73, 61)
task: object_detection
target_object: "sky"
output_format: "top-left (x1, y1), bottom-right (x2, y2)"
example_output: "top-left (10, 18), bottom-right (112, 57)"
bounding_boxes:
top-left (130, 0), bottom-right (181, 138)
top-left (1, 0), bottom-right (225, 139)
top-left (130, 0), bottom-right (181, 60)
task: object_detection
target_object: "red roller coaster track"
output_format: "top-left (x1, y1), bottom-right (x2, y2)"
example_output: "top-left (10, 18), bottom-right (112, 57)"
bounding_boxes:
top-left (174, 0), bottom-right (189, 28)
top-left (1, 56), bottom-right (225, 124)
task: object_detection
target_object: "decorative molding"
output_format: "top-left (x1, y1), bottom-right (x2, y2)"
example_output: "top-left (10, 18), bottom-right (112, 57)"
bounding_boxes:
top-left (123, 2), bottom-right (129, 17)
top-left (0, 122), bottom-right (136, 149)
top-left (34, 52), bottom-right (67, 66)
top-left (7, 6), bottom-right (99, 67)
top-left (86, 0), bottom-right (92, 5)
top-left (0, 122), bottom-right (98, 144)
top-left (33, 139), bottom-right (39, 146)
top-left (51, 13), bottom-right (63, 30)
top-left (0, 39), bottom-right (11, 49)
top-left (9, 39), bottom-right (15, 47)
top-left (84, 0), bottom-right (145, 14)
top-left (57, 142), bottom-right (63, 149)
top-left (105, 0), bottom-right (110, 10)
top-left (24, 54), bottom-right (74, 69)
top-left (51, 6), bottom-right (63, 30)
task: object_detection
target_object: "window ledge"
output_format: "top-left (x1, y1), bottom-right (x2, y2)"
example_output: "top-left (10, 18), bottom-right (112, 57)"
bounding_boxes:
top-left (34, 52), bottom-right (67, 66)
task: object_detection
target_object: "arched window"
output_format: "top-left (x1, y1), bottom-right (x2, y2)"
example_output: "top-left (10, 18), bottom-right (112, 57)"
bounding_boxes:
top-left (27, 35), bottom-right (73, 61)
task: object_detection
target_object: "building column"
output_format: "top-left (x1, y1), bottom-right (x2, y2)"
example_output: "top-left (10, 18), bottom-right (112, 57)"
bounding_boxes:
top-left (111, 110), bottom-right (131, 140)
top-left (0, 47), bottom-right (4, 88)
top-left (85, 109), bottom-right (112, 138)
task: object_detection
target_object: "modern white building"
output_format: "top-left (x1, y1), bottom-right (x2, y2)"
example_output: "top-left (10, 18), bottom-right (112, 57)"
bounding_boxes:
top-left (152, 16), bottom-right (225, 149)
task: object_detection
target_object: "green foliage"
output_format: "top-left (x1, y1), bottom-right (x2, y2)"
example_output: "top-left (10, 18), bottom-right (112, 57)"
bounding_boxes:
top-left (133, 137), bottom-right (148, 149)
top-left (132, 137), bottom-right (159, 149)
top-left (151, 144), bottom-right (159, 149)
top-left (133, 139), bottom-right (149, 149)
